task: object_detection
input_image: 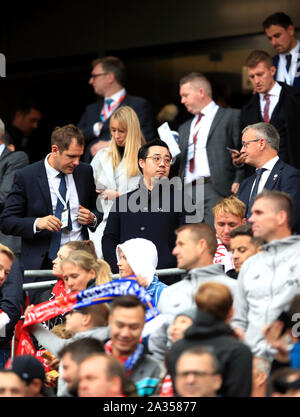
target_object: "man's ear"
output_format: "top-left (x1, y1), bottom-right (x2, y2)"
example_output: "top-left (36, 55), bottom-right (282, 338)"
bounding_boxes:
top-left (242, 217), bottom-right (247, 225)
top-left (138, 158), bottom-right (145, 172)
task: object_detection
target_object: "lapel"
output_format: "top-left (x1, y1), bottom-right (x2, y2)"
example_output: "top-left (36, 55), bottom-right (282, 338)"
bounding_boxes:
top-left (206, 107), bottom-right (224, 141)
top-left (73, 165), bottom-right (83, 204)
top-left (270, 87), bottom-right (284, 123)
top-left (36, 160), bottom-right (53, 212)
top-left (264, 159), bottom-right (283, 190)
top-left (0, 146), bottom-right (11, 162)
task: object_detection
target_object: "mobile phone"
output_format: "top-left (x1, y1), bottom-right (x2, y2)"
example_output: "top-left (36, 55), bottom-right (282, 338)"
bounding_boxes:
top-left (226, 147), bottom-right (240, 155)
top-left (276, 311), bottom-right (293, 335)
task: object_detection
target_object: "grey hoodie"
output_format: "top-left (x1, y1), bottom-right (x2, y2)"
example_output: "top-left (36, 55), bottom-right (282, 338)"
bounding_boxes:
top-left (32, 323), bottom-right (110, 397)
top-left (157, 264), bottom-right (237, 316)
top-left (232, 235), bottom-right (300, 360)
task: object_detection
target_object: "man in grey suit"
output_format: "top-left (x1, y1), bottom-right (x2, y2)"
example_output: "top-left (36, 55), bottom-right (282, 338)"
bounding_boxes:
top-left (177, 72), bottom-right (243, 226)
top-left (0, 119), bottom-right (29, 256)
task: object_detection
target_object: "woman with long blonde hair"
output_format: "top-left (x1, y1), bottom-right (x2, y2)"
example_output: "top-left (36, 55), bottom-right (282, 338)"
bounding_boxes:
top-left (89, 106), bottom-right (145, 258)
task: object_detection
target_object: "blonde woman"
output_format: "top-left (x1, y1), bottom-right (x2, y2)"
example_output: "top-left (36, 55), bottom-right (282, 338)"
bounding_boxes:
top-left (61, 250), bottom-right (111, 293)
top-left (89, 106), bottom-right (145, 258)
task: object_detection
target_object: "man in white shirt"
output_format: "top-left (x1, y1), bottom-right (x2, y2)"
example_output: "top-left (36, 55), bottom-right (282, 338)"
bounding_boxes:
top-left (0, 124), bottom-right (102, 303)
top-left (78, 56), bottom-right (154, 162)
top-left (176, 72), bottom-right (242, 227)
top-left (239, 50), bottom-right (300, 169)
top-left (237, 122), bottom-right (300, 231)
top-left (263, 12), bottom-right (300, 88)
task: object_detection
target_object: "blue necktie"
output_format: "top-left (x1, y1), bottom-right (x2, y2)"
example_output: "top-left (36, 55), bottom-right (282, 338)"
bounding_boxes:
top-left (48, 173), bottom-right (72, 260)
top-left (247, 168), bottom-right (266, 220)
top-left (286, 54), bottom-right (292, 72)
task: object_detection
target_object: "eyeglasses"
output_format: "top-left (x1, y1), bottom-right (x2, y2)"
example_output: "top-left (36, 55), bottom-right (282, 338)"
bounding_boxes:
top-left (90, 72), bottom-right (107, 79)
top-left (241, 138), bottom-right (262, 148)
top-left (176, 371), bottom-right (216, 378)
top-left (145, 155), bottom-right (171, 166)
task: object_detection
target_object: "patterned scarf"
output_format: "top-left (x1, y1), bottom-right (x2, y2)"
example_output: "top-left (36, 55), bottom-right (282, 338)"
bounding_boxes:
top-left (105, 339), bottom-right (144, 375)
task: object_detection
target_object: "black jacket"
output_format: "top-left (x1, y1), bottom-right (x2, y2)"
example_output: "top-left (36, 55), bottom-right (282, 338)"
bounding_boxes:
top-left (166, 310), bottom-right (252, 397)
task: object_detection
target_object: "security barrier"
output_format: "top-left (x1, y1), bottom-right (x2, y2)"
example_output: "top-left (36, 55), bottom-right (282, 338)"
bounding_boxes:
top-left (23, 267), bottom-right (185, 290)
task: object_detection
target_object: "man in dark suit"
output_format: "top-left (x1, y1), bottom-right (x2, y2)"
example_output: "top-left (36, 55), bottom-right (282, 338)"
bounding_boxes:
top-left (0, 119), bottom-right (29, 256)
top-left (102, 139), bottom-right (196, 284)
top-left (239, 50), bottom-right (300, 170)
top-left (0, 124), bottom-right (102, 302)
top-left (263, 12), bottom-right (300, 88)
top-left (237, 122), bottom-right (300, 230)
top-left (176, 72), bottom-right (243, 227)
top-left (78, 56), bottom-right (155, 162)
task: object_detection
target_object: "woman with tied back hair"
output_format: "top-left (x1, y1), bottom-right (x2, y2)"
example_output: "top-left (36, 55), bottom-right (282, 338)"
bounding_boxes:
top-left (40, 240), bottom-right (98, 305)
top-left (89, 106), bottom-right (146, 258)
top-left (61, 250), bottom-right (111, 293)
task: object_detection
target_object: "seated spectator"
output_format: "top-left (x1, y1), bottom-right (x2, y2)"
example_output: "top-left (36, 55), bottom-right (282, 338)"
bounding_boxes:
top-left (78, 353), bottom-right (126, 397)
top-left (6, 354), bottom-right (55, 397)
top-left (39, 240), bottom-right (98, 330)
top-left (169, 309), bottom-right (196, 344)
top-left (89, 105), bottom-right (145, 258)
top-left (58, 337), bottom-right (105, 397)
top-left (116, 238), bottom-right (167, 306)
top-left (0, 369), bottom-right (25, 397)
top-left (166, 282), bottom-right (253, 397)
top-left (0, 244), bottom-right (23, 367)
top-left (106, 294), bottom-right (163, 396)
top-left (174, 347), bottom-right (222, 397)
top-left (25, 303), bottom-right (110, 397)
top-left (158, 223), bottom-right (237, 316)
top-left (267, 368), bottom-right (300, 397)
top-left (251, 356), bottom-right (270, 397)
top-left (61, 250), bottom-right (111, 293)
top-left (213, 195), bottom-right (246, 275)
top-left (229, 225), bottom-right (263, 275)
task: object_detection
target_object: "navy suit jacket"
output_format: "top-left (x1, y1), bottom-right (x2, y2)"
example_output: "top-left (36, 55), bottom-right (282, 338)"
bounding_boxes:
top-left (238, 159), bottom-right (300, 228)
top-left (0, 160), bottom-right (102, 270)
top-left (78, 94), bottom-right (155, 161)
top-left (102, 180), bottom-right (195, 274)
top-left (273, 44), bottom-right (300, 88)
top-left (240, 82), bottom-right (300, 170)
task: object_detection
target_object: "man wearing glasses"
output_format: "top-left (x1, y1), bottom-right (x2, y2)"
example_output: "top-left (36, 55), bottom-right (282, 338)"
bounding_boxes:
top-left (78, 56), bottom-right (154, 162)
top-left (237, 122), bottom-right (300, 228)
top-left (102, 139), bottom-right (195, 284)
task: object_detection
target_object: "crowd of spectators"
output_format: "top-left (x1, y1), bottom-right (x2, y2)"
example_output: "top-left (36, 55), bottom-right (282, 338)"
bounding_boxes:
top-left (0, 11), bottom-right (300, 398)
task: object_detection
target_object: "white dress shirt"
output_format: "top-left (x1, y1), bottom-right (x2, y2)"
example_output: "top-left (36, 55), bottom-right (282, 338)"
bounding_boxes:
top-left (93, 88), bottom-right (126, 136)
top-left (33, 155), bottom-right (83, 246)
top-left (250, 155), bottom-right (279, 196)
top-left (259, 82), bottom-right (282, 121)
top-left (185, 100), bottom-right (219, 184)
top-left (275, 40), bottom-right (300, 86)
top-left (0, 144), bottom-right (5, 157)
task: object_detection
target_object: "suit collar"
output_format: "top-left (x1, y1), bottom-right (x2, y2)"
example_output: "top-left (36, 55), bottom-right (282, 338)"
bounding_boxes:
top-left (264, 158), bottom-right (284, 189)
top-left (0, 146), bottom-right (11, 161)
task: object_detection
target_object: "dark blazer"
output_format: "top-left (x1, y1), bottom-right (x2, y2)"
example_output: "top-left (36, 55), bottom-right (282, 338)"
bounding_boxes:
top-left (0, 160), bottom-right (102, 270)
top-left (177, 106), bottom-right (244, 196)
top-left (238, 158), bottom-right (300, 227)
top-left (102, 180), bottom-right (195, 274)
top-left (78, 94), bottom-right (155, 161)
top-left (240, 82), bottom-right (300, 169)
top-left (273, 44), bottom-right (300, 88)
top-left (0, 148), bottom-right (29, 255)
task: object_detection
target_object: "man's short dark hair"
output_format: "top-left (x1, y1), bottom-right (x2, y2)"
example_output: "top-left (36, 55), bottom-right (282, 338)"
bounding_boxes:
top-left (137, 139), bottom-right (170, 174)
top-left (175, 223), bottom-right (218, 257)
top-left (263, 12), bottom-right (293, 30)
top-left (10, 98), bottom-right (42, 120)
top-left (110, 294), bottom-right (147, 314)
top-left (92, 56), bottom-right (126, 86)
top-left (254, 190), bottom-right (294, 230)
top-left (58, 337), bottom-right (105, 362)
top-left (229, 224), bottom-right (264, 247)
top-left (177, 346), bottom-right (220, 374)
top-left (51, 124), bottom-right (84, 151)
top-left (245, 50), bottom-right (274, 69)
